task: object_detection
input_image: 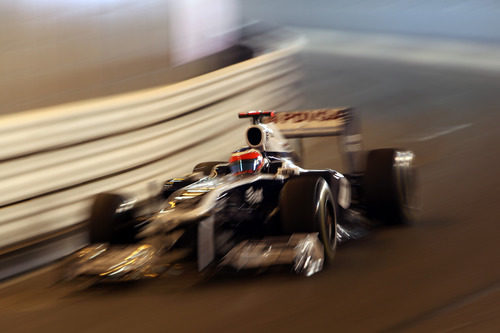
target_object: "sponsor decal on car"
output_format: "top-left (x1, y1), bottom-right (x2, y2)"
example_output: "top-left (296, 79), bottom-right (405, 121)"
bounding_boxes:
top-left (266, 108), bottom-right (350, 137)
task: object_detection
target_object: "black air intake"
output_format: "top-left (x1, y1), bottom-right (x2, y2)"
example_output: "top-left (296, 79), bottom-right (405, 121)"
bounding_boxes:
top-left (247, 127), bottom-right (263, 147)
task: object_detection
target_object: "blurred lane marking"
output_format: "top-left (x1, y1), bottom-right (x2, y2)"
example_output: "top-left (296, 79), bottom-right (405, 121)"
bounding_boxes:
top-left (416, 123), bottom-right (472, 142)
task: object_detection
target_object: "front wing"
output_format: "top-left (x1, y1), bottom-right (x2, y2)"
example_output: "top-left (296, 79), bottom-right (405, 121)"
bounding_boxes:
top-left (66, 232), bottom-right (325, 281)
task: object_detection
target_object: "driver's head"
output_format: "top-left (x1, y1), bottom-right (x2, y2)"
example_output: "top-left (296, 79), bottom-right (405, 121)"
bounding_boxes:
top-left (228, 148), bottom-right (263, 175)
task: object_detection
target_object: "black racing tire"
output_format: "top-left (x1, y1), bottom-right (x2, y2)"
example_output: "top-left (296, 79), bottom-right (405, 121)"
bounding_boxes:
top-left (89, 193), bottom-right (135, 244)
top-left (279, 175), bottom-right (337, 261)
top-left (364, 149), bottom-right (416, 225)
top-left (193, 161), bottom-right (226, 176)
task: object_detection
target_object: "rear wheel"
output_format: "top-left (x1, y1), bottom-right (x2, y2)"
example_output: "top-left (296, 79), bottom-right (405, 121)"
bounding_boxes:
top-left (89, 193), bottom-right (136, 243)
top-left (364, 149), bottom-right (416, 224)
top-left (279, 176), bottom-right (337, 261)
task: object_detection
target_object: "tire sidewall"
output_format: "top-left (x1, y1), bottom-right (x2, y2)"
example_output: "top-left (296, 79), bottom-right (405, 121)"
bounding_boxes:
top-left (315, 179), bottom-right (337, 261)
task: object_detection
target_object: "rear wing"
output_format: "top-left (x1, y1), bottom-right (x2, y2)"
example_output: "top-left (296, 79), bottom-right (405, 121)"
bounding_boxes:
top-left (266, 108), bottom-right (351, 138)
top-left (265, 107), bottom-right (364, 173)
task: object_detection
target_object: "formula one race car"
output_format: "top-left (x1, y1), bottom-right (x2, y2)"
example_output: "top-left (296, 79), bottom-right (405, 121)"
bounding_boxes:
top-left (68, 108), bottom-right (416, 280)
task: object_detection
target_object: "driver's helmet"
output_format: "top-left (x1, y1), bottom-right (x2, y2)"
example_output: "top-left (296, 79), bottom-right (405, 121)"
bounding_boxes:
top-left (228, 148), bottom-right (264, 175)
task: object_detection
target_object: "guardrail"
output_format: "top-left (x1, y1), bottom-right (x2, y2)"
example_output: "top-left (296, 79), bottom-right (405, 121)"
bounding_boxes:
top-left (0, 36), bottom-right (304, 260)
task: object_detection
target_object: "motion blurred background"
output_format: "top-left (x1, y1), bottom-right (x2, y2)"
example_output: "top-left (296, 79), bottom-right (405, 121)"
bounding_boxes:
top-left (1, 1), bottom-right (499, 331)
top-left (1, 0), bottom-right (245, 114)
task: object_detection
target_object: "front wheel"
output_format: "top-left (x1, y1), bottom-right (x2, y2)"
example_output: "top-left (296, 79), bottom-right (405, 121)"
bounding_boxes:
top-left (88, 193), bottom-right (136, 244)
top-left (279, 176), bottom-right (337, 261)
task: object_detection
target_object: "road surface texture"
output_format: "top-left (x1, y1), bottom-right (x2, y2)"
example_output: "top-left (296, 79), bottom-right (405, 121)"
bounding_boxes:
top-left (1, 30), bottom-right (500, 331)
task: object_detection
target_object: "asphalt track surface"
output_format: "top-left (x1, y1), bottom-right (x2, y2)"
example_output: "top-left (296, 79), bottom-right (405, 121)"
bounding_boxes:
top-left (1, 49), bottom-right (500, 332)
